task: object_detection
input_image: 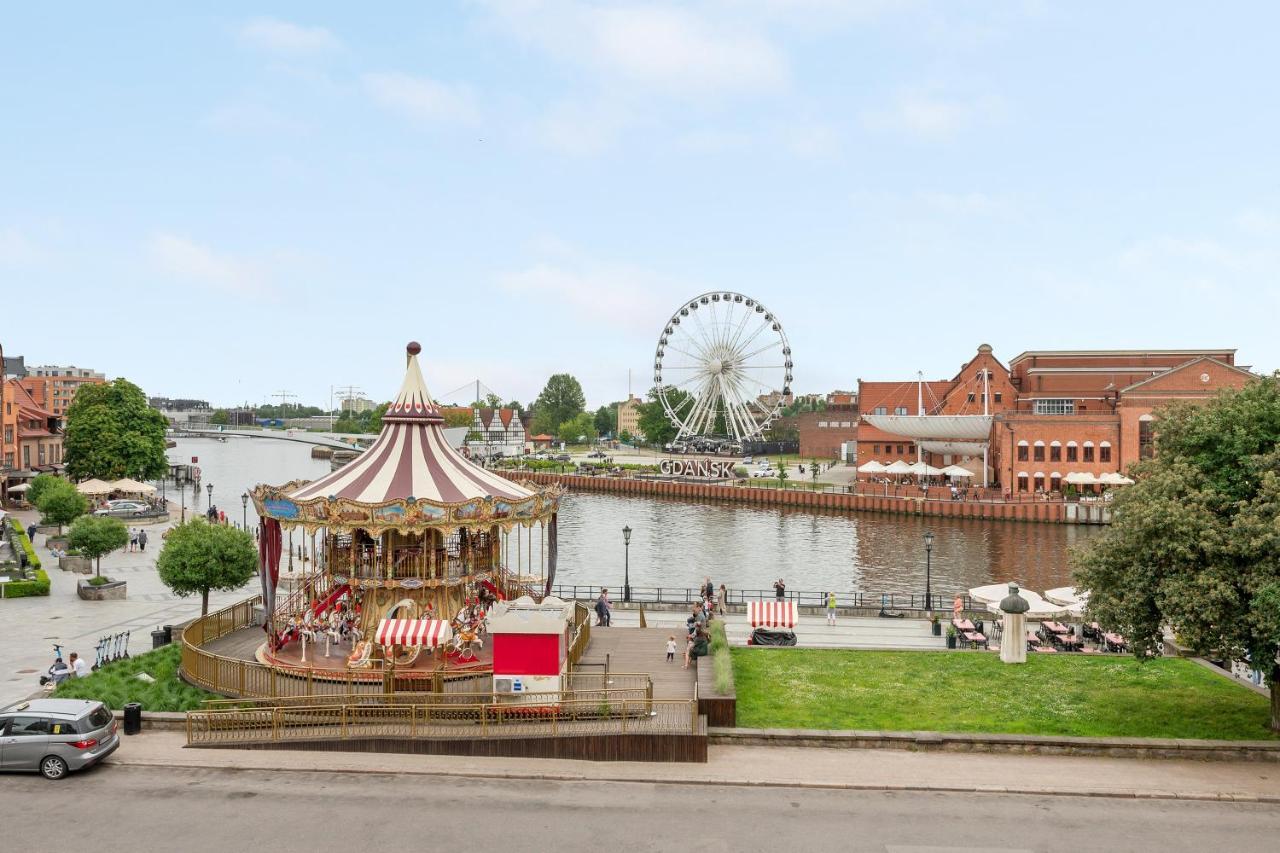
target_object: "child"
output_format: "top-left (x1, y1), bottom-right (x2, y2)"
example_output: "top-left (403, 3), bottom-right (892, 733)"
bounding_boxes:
top-left (826, 591), bottom-right (837, 626)
top-left (665, 635), bottom-right (676, 663)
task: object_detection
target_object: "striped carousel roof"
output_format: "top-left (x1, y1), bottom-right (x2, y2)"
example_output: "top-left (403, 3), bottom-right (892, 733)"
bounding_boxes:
top-left (288, 342), bottom-right (536, 505)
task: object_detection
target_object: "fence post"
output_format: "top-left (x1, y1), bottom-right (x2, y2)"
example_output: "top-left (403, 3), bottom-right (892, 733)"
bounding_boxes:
top-left (272, 708), bottom-right (280, 741)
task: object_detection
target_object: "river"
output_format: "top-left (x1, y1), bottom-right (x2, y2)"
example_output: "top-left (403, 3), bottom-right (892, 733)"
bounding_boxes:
top-left (166, 436), bottom-right (1096, 596)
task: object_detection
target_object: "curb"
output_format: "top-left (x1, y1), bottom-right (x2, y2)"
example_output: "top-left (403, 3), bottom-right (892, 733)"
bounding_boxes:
top-left (104, 755), bottom-right (1280, 804)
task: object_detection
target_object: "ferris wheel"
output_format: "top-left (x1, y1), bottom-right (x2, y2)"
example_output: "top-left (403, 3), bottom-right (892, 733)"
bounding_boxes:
top-left (653, 292), bottom-right (793, 445)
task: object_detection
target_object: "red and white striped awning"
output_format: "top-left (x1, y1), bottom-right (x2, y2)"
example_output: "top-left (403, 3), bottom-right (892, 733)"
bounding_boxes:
top-left (748, 600), bottom-right (798, 629)
top-left (374, 619), bottom-right (453, 648)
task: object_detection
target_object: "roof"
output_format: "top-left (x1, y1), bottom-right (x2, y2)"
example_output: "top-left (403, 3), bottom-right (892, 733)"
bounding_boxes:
top-left (1118, 356), bottom-right (1255, 393)
top-left (1009, 348), bottom-right (1235, 365)
top-left (2, 698), bottom-right (101, 716)
top-left (288, 344), bottom-right (535, 505)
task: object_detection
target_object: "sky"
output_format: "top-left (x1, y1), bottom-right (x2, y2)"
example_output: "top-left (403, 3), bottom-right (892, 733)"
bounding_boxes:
top-left (2, 1), bottom-right (1279, 411)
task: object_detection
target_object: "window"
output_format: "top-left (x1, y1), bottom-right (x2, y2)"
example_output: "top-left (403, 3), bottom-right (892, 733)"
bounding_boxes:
top-left (1083, 444), bottom-right (1095, 462)
top-left (873, 406), bottom-right (887, 416)
top-left (1017, 473), bottom-right (1029, 493)
top-left (994, 392), bottom-right (1002, 403)
top-left (22, 446), bottom-right (30, 468)
top-left (1139, 418), bottom-right (1155, 460)
top-left (1034, 399), bottom-right (1075, 415)
top-left (1017, 440), bottom-right (1029, 462)
top-left (897, 444), bottom-right (905, 454)
top-left (1034, 473), bottom-right (1046, 492)
top-left (841, 421), bottom-right (852, 428)
top-left (3, 426), bottom-right (11, 444)
top-left (873, 444), bottom-right (881, 454)
top-left (1049, 443), bottom-right (1061, 462)
top-left (967, 392), bottom-right (975, 403)
top-left (817, 421), bottom-right (828, 428)
top-left (894, 406), bottom-right (908, 415)
top-left (1066, 442), bottom-right (1078, 462)
top-left (1033, 441), bottom-right (1045, 462)
top-left (5, 716), bottom-right (51, 736)
top-left (1099, 442), bottom-right (1112, 463)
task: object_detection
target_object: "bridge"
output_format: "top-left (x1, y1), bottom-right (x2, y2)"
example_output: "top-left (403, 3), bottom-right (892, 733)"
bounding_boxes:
top-left (171, 425), bottom-right (469, 450)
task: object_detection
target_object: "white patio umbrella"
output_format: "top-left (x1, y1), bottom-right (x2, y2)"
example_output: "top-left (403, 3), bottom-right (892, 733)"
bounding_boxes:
top-left (1044, 586), bottom-right (1089, 618)
top-left (968, 583), bottom-right (1016, 607)
top-left (907, 461), bottom-right (945, 476)
top-left (1098, 472), bottom-right (1135, 485)
top-left (985, 590), bottom-right (1067, 620)
top-left (110, 478), bottom-right (156, 495)
top-left (76, 478), bottom-right (114, 496)
top-left (1064, 471), bottom-right (1099, 485)
top-left (857, 460), bottom-right (887, 474)
top-left (883, 460), bottom-right (914, 475)
top-left (7, 482), bottom-right (31, 493)
top-left (941, 464), bottom-right (975, 478)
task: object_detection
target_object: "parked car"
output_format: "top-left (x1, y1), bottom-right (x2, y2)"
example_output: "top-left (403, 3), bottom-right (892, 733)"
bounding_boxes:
top-left (0, 699), bottom-right (119, 779)
top-left (554, 453), bottom-right (572, 462)
top-left (93, 501), bottom-right (149, 516)
top-left (587, 450), bottom-right (609, 458)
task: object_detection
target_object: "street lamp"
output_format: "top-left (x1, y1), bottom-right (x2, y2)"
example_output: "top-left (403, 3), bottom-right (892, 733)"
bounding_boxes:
top-left (923, 530), bottom-right (935, 612)
top-left (241, 492), bottom-right (249, 530)
top-left (622, 525), bottom-right (632, 603)
top-left (179, 479), bottom-right (186, 523)
top-left (206, 483), bottom-right (214, 519)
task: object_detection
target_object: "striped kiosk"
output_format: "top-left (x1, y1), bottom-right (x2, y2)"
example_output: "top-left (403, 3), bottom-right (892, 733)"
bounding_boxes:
top-left (746, 600), bottom-right (798, 646)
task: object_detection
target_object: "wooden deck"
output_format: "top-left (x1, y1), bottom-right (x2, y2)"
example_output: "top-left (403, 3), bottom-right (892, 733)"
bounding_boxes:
top-left (578, 626), bottom-right (696, 700)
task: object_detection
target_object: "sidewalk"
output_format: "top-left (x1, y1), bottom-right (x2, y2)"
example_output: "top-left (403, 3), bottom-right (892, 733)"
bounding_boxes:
top-left (108, 731), bottom-right (1280, 802)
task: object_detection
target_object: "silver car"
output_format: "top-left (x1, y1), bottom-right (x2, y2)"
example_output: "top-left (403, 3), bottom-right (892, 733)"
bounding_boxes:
top-left (0, 699), bottom-right (119, 779)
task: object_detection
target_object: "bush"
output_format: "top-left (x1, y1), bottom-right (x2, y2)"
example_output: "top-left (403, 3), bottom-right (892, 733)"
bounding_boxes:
top-left (710, 621), bottom-right (733, 694)
top-left (1, 569), bottom-right (51, 598)
top-left (9, 518), bottom-right (42, 571)
top-left (52, 644), bottom-right (217, 711)
top-left (68, 515), bottom-right (129, 577)
top-left (87, 575), bottom-right (114, 586)
top-left (35, 479), bottom-right (89, 532)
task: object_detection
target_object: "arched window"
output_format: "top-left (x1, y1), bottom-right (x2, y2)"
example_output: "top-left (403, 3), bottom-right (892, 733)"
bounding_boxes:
top-left (1017, 439), bottom-right (1029, 462)
top-left (1050, 472), bottom-right (1062, 492)
top-left (1033, 472), bottom-right (1046, 492)
top-left (1083, 440), bottom-right (1095, 463)
top-left (1017, 472), bottom-right (1029, 493)
top-left (1066, 440), bottom-right (1078, 462)
top-left (1049, 440), bottom-right (1062, 462)
top-left (1139, 414), bottom-right (1155, 459)
top-left (1033, 440), bottom-right (1045, 462)
top-left (1099, 440), bottom-right (1112, 464)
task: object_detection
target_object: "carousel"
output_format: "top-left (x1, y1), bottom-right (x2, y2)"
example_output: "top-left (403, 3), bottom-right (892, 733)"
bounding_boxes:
top-left (250, 342), bottom-right (562, 681)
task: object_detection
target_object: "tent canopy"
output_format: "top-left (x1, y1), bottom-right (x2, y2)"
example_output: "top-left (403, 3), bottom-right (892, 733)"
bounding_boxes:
top-left (1099, 472), bottom-right (1135, 485)
top-left (920, 440), bottom-right (988, 456)
top-left (982, 588), bottom-right (1068, 620)
top-left (374, 618), bottom-right (452, 648)
top-left (907, 461), bottom-right (945, 476)
top-left (857, 460), bottom-right (887, 474)
top-left (76, 478), bottom-right (114, 496)
top-left (941, 464), bottom-right (976, 477)
top-left (1064, 471), bottom-right (1099, 485)
top-left (883, 460), bottom-right (914, 474)
top-left (861, 414), bottom-right (994, 441)
top-left (111, 478), bottom-right (156, 495)
top-left (748, 600), bottom-right (797, 629)
top-left (7, 482), bottom-right (31, 493)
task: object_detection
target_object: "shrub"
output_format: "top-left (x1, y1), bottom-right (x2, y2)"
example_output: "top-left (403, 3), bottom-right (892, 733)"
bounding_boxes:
top-left (9, 519), bottom-right (41, 571)
top-left (35, 479), bottom-right (89, 532)
top-left (1, 569), bottom-right (51, 598)
top-left (709, 621), bottom-right (734, 694)
top-left (68, 515), bottom-right (129, 577)
top-left (87, 575), bottom-right (114, 586)
top-left (52, 644), bottom-right (216, 711)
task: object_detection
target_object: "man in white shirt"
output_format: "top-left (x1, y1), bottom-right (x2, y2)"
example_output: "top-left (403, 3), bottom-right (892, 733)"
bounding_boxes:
top-left (69, 652), bottom-right (91, 678)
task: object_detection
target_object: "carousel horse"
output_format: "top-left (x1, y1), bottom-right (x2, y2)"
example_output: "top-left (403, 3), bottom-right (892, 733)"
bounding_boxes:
top-left (346, 640), bottom-right (373, 668)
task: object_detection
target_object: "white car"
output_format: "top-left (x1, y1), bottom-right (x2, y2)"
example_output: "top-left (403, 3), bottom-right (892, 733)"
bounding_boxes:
top-left (94, 500), bottom-right (149, 516)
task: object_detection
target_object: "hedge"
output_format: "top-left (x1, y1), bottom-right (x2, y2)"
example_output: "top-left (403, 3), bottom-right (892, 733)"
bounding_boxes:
top-left (10, 518), bottom-right (42, 570)
top-left (1, 569), bottom-right (51, 598)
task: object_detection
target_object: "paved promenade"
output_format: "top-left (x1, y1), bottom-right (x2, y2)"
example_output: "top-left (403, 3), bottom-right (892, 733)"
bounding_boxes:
top-left (108, 730), bottom-right (1280, 803)
top-left (606, 607), bottom-right (949, 651)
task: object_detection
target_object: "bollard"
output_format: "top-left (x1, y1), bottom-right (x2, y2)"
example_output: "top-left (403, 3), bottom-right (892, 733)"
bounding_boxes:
top-left (163, 625), bottom-right (174, 644)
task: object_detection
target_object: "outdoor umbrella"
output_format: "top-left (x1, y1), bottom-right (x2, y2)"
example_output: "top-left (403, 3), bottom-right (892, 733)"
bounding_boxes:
top-left (76, 478), bottom-right (114, 496)
top-left (968, 583), bottom-right (1015, 607)
top-left (1064, 471), bottom-right (1099, 485)
top-left (857, 460), bottom-right (887, 474)
top-left (110, 478), bottom-right (157, 495)
top-left (1098, 472), bottom-right (1135, 485)
top-left (941, 464), bottom-right (975, 478)
top-left (907, 461), bottom-right (945, 476)
top-left (883, 460), bottom-right (914, 475)
top-left (985, 589), bottom-right (1067, 620)
top-left (7, 482), bottom-right (31, 493)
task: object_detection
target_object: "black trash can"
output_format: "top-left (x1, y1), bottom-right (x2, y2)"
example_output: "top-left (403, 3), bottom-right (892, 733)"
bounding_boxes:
top-left (151, 629), bottom-right (167, 649)
top-left (123, 703), bottom-right (142, 735)
top-left (163, 625), bottom-right (173, 644)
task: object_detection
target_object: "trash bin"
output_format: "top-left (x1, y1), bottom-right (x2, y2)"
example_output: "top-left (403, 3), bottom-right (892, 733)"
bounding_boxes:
top-left (123, 703), bottom-right (142, 735)
top-left (162, 625), bottom-right (173, 644)
top-left (151, 629), bottom-right (167, 649)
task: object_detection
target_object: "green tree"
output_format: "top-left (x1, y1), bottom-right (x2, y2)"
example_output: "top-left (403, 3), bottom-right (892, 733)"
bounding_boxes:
top-left (209, 409), bottom-right (229, 425)
top-left (559, 411), bottom-right (597, 444)
top-left (23, 473), bottom-right (61, 507)
top-left (637, 386), bottom-right (687, 448)
top-left (1074, 374), bottom-right (1280, 732)
top-left (531, 374), bottom-right (586, 436)
top-left (366, 401), bottom-right (389, 433)
top-left (619, 429), bottom-right (633, 444)
top-left (64, 379), bottom-right (169, 481)
top-left (443, 408), bottom-right (474, 428)
top-left (594, 404), bottom-right (615, 438)
top-left (67, 515), bottom-right (129, 578)
top-left (505, 400), bottom-right (523, 412)
top-left (776, 464), bottom-right (789, 490)
top-left (35, 479), bottom-right (89, 533)
top-left (156, 519), bottom-right (258, 615)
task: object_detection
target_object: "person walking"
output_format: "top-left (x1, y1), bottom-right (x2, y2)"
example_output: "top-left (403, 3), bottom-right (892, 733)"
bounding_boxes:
top-left (26, 523), bottom-right (37, 542)
top-left (717, 583), bottom-right (728, 616)
top-left (665, 635), bottom-right (677, 663)
top-left (128, 528), bottom-right (138, 553)
top-left (826, 590), bottom-right (837, 626)
top-left (138, 528), bottom-right (148, 552)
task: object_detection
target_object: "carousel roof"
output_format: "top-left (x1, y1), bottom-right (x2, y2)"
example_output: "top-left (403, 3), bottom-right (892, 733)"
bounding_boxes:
top-left (288, 342), bottom-right (537, 505)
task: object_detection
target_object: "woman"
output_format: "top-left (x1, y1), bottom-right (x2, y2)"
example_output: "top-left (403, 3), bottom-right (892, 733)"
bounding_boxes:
top-left (718, 583), bottom-right (728, 616)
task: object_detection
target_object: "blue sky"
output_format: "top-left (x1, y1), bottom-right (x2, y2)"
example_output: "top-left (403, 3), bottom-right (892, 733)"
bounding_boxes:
top-left (3, 2), bottom-right (1278, 410)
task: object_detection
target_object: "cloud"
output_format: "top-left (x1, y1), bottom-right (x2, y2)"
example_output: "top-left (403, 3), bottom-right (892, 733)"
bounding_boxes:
top-left (863, 90), bottom-right (1005, 139)
top-left (1117, 215), bottom-right (1280, 299)
top-left (362, 72), bottom-right (480, 125)
top-left (915, 190), bottom-right (1010, 215)
top-left (148, 233), bottom-right (270, 297)
top-left (480, 2), bottom-right (788, 97)
top-left (239, 18), bottom-right (341, 54)
top-left (782, 121), bottom-right (840, 158)
top-left (0, 229), bottom-right (44, 266)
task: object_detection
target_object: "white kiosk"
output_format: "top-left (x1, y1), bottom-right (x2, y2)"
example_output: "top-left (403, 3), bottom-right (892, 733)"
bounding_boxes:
top-left (487, 596), bottom-right (574, 704)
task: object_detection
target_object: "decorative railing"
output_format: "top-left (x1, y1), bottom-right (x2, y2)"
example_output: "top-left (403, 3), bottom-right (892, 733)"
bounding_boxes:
top-left (548, 585), bottom-right (971, 613)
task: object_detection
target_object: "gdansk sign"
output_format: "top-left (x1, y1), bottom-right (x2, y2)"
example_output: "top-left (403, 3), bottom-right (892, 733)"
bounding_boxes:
top-left (659, 458), bottom-right (736, 479)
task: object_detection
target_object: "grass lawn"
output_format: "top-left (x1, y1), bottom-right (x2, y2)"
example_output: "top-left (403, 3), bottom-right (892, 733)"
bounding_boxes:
top-left (732, 648), bottom-right (1276, 740)
top-left (52, 644), bottom-right (219, 712)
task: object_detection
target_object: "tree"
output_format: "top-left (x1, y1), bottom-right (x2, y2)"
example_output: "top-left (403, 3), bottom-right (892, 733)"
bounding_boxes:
top-left (24, 473), bottom-right (61, 507)
top-left (366, 402), bottom-right (389, 433)
top-left (531, 374), bottom-right (586, 436)
top-left (209, 409), bottom-right (229, 425)
top-left (64, 378), bottom-right (169, 481)
top-left (35, 479), bottom-right (89, 533)
top-left (637, 386), bottom-right (687, 448)
top-left (619, 429), bottom-right (633, 444)
top-left (559, 412), bottom-right (597, 444)
top-left (1074, 374), bottom-right (1280, 732)
top-left (156, 519), bottom-right (258, 615)
top-left (594, 405), bottom-right (615, 438)
top-left (505, 400), bottom-right (523, 412)
top-left (443, 408), bottom-right (474, 428)
top-left (776, 465), bottom-right (789, 490)
top-left (67, 515), bottom-right (128, 578)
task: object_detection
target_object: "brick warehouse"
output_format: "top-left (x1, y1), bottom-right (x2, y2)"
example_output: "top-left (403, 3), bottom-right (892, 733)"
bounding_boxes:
top-left (856, 345), bottom-right (1254, 493)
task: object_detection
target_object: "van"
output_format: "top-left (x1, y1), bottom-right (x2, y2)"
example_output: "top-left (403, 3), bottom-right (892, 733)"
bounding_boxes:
top-left (0, 699), bottom-right (119, 779)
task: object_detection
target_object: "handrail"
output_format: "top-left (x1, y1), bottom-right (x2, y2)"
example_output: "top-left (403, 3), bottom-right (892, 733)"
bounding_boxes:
top-left (547, 585), bottom-right (971, 612)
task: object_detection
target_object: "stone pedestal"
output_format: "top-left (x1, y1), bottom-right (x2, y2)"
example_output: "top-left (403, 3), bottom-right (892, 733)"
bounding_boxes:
top-left (999, 583), bottom-right (1030, 664)
top-left (77, 579), bottom-right (127, 600)
top-left (59, 555), bottom-right (92, 574)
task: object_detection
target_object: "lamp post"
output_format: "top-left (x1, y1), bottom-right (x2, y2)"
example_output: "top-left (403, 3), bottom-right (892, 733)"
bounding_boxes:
top-left (179, 480), bottom-right (186, 523)
top-left (206, 483), bottom-right (214, 520)
top-left (923, 530), bottom-right (935, 612)
top-left (622, 525), bottom-right (632, 603)
top-left (241, 492), bottom-right (249, 530)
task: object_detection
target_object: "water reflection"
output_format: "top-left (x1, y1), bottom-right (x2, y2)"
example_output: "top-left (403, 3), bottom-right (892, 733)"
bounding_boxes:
top-left (166, 436), bottom-right (1095, 595)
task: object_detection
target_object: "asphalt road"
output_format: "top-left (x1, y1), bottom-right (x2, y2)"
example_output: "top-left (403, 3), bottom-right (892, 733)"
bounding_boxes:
top-left (2, 765), bottom-right (1278, 852)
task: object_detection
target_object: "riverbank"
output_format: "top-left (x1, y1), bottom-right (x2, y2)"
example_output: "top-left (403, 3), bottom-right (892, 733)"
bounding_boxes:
top-left (499, 470), bottom-right (1104, 524)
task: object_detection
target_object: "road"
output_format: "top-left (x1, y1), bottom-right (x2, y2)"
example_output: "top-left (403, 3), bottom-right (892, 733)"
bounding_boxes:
top-left (2, 765), bottom-right (1277, 852)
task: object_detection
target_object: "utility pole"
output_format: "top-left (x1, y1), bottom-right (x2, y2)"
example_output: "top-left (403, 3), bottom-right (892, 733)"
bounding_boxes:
top-left (334, 385), bottom-right (362, 416)
top-left (273, 390), bottom-right (297, 414)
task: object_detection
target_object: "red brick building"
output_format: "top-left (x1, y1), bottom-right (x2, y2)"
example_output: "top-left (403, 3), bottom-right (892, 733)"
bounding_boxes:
top-left (857, 345), bottom-right (1254, 493)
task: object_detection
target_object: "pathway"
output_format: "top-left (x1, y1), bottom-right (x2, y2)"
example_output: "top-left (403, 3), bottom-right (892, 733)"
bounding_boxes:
top-left (578, 625), bottom-right (696, 699)
top-left (605, 608), bottom-right (948, 651)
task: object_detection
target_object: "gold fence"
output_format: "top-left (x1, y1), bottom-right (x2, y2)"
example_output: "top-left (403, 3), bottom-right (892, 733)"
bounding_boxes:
top-left (187, 697), bottom-right (701, 746)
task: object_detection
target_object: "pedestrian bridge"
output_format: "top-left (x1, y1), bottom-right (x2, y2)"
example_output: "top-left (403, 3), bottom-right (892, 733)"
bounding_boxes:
top-left (171, 425), bottom-right (374, 450)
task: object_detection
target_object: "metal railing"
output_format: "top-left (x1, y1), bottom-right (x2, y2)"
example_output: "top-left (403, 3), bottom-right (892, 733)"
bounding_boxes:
top-left (186, 696), bottom-right (700, 746)
top-left (548, 585), bottom-right (970, 612)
